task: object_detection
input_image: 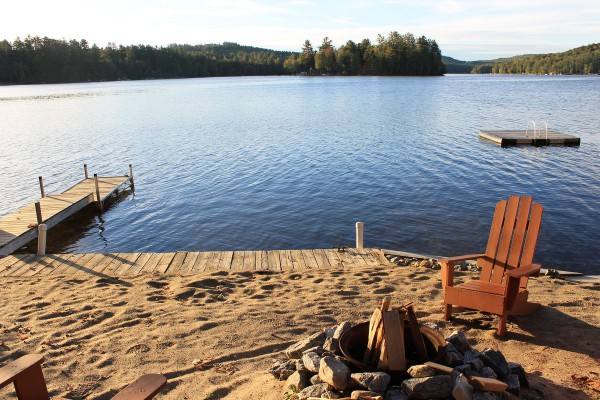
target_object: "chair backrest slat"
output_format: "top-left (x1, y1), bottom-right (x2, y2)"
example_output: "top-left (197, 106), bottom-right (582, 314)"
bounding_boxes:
top-left (480, 196), bottom-right (543, 286)
top-left (480, 199), bottom-right (507, 282)
top-left (490, 196), bottom-right (521, 284)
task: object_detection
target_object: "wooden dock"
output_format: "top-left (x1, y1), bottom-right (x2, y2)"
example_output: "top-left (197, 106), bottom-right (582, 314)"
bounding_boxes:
top-left (479, 130), bottom-right (580, 146)
top-left (0, 173), bottom-right (133, 256)
top-left (0, 248), bottom-right (390, 277)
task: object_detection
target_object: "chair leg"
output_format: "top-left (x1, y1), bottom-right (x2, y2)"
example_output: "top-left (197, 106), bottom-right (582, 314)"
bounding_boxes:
top-left (13, 363), bottom-right (50, 400)
top-left (496, 314), bottom-right (508, 337)
top-left (443, 303), bottom-right (452, 320)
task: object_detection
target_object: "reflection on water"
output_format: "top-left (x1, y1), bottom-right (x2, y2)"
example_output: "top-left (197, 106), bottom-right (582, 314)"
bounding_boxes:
top-left (1, 75), bottom-right (599, 274)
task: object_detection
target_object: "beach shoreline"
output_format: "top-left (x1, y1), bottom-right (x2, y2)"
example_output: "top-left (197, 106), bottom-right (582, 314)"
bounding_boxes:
top-left (0, 255), bottom-right (598, 399)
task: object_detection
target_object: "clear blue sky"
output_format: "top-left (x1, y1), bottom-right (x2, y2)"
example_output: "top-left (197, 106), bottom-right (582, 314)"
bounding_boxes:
top-left (2, 0), bottom-right (599, 61)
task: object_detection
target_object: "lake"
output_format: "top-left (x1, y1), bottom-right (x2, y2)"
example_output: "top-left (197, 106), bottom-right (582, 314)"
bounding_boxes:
top-left (1, 75), bottom-right (599, 274)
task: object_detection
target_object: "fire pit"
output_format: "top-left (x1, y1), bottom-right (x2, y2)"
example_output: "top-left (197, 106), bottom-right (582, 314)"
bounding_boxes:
top-left (339, 321), bottom-right (446, 373)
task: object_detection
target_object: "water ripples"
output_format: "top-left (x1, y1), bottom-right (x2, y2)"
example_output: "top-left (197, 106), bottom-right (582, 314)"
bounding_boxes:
top-left (1, 75), bottom-right (599, 273)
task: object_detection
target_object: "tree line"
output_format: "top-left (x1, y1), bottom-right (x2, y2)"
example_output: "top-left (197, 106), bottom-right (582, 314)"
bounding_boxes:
top-left (471, 43), bottom-right (600, 75)
top-left (0, 33), bottom-right (445, 84)
top-left (284, 32), bottom-right (445, 76)
top-left (0, 37), bottom-right (289, 84)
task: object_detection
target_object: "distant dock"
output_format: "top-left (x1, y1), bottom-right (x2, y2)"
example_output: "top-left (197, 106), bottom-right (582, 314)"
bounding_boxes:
top-left (0, 165), bottom-right (134, 256)
top-left (479, 130), bottom-right (580, 146)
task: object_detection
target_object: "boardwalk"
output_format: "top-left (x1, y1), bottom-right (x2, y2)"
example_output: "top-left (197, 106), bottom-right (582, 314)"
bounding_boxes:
top-left (0, 248), bottom-right (390, 277)
top-left (479, 130), bottom-right (580, 146)
top-left (0, 175), bottom-right (132, 256)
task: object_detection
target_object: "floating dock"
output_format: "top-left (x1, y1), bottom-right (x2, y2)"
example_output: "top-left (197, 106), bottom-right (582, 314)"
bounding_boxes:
top-left (479, 130), bottom-right (580, 146)
top-left (0, 248), bottom-right (389, 277)
top-left (0, 167), bottom-right (133, 256)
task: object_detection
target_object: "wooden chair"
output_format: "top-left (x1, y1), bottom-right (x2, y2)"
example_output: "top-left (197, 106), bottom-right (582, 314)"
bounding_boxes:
top-left (438, 195), bottom-right (543, 336)
top-left (0, 354), bottom-right (167, 400)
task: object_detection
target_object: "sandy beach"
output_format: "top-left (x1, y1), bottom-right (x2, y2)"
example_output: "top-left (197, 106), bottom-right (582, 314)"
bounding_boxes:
top-left (0, 254), bottom-right (598, 399)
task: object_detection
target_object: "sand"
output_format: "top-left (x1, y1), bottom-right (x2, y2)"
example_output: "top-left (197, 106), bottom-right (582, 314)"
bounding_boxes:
top-left (0, 262), bottom-right (599, 399)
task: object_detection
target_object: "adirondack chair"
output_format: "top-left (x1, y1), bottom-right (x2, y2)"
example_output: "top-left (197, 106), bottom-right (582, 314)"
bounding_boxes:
top-left (438, 195), bottom-right (543, 336)
top-left (0, 354), bottom-right (167, 400)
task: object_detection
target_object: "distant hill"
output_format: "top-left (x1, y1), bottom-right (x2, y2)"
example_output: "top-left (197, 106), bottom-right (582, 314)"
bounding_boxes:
top-left (445, 43), bottom-right (600, 75)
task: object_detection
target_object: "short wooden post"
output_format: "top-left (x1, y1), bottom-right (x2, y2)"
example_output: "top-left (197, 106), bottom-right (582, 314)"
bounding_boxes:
top-left (356, 221), bottom-right (364, 248)
top-left (94, 174), bottom-right (103, 212)
top-left (38, 176), bottom-right (45, 198)
top-left (84, 164), bottom-right (89, 179)
top-left (37, 224), bottom-right (47, 256)
top-left (129, 163), bottom-right (135, 191)
top-left (35, 202), bottom-right (43, 224)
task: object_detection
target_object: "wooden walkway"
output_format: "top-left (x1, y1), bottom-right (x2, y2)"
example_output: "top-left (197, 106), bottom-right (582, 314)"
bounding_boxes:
top-left (0, 175), bottom-right (132, 256)
top-left (0, 248), bottom-right (390, 277)
top-left (479, 130), bottom-right (580, 146)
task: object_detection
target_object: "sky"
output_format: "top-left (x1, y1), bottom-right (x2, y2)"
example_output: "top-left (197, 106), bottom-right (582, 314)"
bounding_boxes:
top-left (1, 0), bottom-right (599, 61)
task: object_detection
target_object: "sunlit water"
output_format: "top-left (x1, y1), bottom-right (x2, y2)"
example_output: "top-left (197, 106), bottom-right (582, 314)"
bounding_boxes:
top-left (1, 75), bottom-right (599, 274)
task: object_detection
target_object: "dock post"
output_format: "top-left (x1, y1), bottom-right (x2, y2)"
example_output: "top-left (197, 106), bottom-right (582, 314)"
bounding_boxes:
top-left (94, 174), bottom-right (103, 212)
top-left (84, 164), bottom-right (89, 179)
top-left (356, 221), bottom-right (364, 249)
top-left (35, 202), bottom-right (43, 224)
top-left (39, 176), bottom-right (45, 198)
top-left (37, 224), bottom-right (47, 256)
top-left (129, 164), bottom-right (135, 191)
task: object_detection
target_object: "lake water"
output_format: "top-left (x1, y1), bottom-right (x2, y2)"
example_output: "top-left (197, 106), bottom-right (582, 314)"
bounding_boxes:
top-left (1, 75), bottom-right (599, 274)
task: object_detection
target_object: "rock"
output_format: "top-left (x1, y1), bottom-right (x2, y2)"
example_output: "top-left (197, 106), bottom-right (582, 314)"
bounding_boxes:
top-left (303, 352), bottom-right (322, 373)
top-left (467, 357), bottom-right (485, 371)
top-left (407, 364), bottom-right (436, 378)
top-left (296, 358), bottom-right (309, 373)
top-left (333, 321), bottom-right (353, 339)
top-left (285, 331), bottom-right (327, 359)
top-left (323, 337), bottom-right (340, 354)
top-left (303, 346), bottom-right (325, 355)
top-left (479, 366), bottom-right (497, 379)
top-left (443, 342), bottom-right (465, 367)
top-left (507, 362), bottom-right (529, 388)
top-left (472, 392), bottom-right (497, 400)
top-left (268, 359), bottom-right (296, 380)
top-left (319, 356), bottom-right (351, 391)
top-left (351, 390), bottom-right (383, 399)
top-left (350, 372), bottom-right (392, 392)
top-left (297, 383), bottom-right (339, 400)
top-left (310, 374), bottom-right (323, 385)
top-left (479, 348), bottom-right (510, 379)
top-left (385, 386), bottom-right (408, 400)
top-left (285, 371), bottom-right (310, 392)
top-left (446, 330), bottom-right (472, 354)
top-left (452, 373), bottom-right (474, 400)
top-left (506, 374), bottom-right (521, 396)
top-left (401, 375), bottom-right (453, 399)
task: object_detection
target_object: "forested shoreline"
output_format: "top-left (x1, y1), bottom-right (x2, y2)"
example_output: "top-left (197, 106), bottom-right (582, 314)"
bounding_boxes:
top-left (0, 32), bottom-right (444, 84)
top-left (471, 43), bottom-right (600, 75)
top-left (442, 43), bottom-right (599, 75)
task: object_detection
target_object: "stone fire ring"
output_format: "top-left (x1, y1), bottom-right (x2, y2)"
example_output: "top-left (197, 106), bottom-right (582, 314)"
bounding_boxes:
top-left (339, 321), bottom-right (447, 373)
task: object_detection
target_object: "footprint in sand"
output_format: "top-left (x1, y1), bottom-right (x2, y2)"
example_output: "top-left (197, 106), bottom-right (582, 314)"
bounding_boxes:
top-left (373, 286), bottom-right (395, 294)
top-left (146, 295), bottom-right (167, 302)
top-left (147, 281), bottom-right (169, 289)
top-left (126, 343), bottom-right (150, 354)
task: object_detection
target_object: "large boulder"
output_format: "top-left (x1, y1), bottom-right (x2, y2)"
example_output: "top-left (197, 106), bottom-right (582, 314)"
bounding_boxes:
top-left (401, 375), bottom-right (453, 399)
top-left (297, 383), bottom-right (339, 400)
top-left (285, 331), bottom-right (326, 359)
top-left (319, 356), bottom-right (351, 391)
top-left (350, 372), bottom-right (392, 392)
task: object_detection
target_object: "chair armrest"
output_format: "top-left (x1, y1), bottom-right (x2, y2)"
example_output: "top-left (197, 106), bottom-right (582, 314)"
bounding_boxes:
top-left (438, 253), bottom-right (485, 265)
top-left (0, 354), bottom-right (49, 399)
top-left (506, 263), bottom-right (541, 278)
top-left (0, 354), bottom-right (45, 389)
top-left (112, 374), bottom-right (167, 400)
